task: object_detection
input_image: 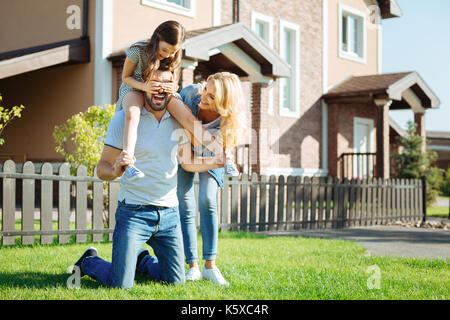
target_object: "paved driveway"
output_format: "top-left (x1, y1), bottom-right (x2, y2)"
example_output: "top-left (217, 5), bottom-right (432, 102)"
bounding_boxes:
top-left (262, 224), bottom-right (450, 259)
top-left (435, 197), bottom-right (450, 207)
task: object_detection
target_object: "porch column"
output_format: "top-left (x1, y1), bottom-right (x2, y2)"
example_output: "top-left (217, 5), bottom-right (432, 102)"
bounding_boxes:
top-left (414, 112), bottom-right (426, 153)
top-left (180, 67), bottom-right (194, 88)
top-left (180, 59), bottom-right (197, 88)
top-left (375, 99), bottom-right (392, 180)
top-left (327, 103), bottom-right (339, 177)
top-left (250, 83), bottom-right (264, 175)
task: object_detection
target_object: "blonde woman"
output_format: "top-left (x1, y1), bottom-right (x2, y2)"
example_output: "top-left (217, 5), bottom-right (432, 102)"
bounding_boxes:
top-left (134, 72), bottom-right (246, 286)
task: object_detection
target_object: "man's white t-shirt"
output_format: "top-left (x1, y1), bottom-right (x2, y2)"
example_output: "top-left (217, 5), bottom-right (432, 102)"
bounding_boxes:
top-left (105, 107), bottom-right (189, 207)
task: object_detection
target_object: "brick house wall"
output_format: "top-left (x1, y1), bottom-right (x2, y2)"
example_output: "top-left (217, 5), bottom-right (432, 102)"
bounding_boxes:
top-left (221, 0), bottom-right (325, 174)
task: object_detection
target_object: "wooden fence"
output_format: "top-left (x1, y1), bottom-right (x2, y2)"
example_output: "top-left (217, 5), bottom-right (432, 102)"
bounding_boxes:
top-left (0, 160), bottom-right (426, 246)
top-left (338, 152), bottom-right (377, 180)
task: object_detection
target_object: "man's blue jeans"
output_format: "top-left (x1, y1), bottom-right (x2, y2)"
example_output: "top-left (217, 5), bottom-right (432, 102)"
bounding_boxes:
top-left (82, 201), bottom-right (185, 289)
top-left (177, 167), bottom-right (219, 264)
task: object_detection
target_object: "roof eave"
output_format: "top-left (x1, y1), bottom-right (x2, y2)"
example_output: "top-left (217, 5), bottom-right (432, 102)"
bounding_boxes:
top-left (387, 72), bottom-right (441, 109)
top-left (378, 0), bottom-right (403, 19)
top-left (182, 22), bottom-right (291, 79)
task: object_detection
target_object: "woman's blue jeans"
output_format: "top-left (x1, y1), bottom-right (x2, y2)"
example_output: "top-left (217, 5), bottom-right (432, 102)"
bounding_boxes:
top-left (177, 167), bottom-right (219, 264)
top-left (81, 201), bottom-right (185, 289)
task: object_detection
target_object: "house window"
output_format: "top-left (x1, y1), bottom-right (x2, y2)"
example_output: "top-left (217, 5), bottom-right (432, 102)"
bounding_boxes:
top-left (279, 20), bottom-right (300, 118)
top-left (251, 11), bottom-right (274, 114)
top-left (141, 0), bottom-right (196, 18)
top-left (339, 4), bottom-right (366, 63)
top-left (255, 21), bottom-right (268, 41)
top-left (251, 12), bottom-right (273, 47)
top-left (167, 0), bottom-right (189, 7)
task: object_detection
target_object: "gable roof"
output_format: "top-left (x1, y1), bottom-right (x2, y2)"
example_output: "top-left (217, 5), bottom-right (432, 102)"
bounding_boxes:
top-left (182, 22), bottom-right (291, 79)
top-left (324, 72), bottom-right (440, 110)
top-left (327, 72), bottom-right (412, 96)
top-left (378, 0), bottom-right (403, 19)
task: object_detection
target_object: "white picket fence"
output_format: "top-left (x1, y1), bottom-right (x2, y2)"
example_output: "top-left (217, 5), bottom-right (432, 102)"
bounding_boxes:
top-left (0, 160), bottom-right (426, 246)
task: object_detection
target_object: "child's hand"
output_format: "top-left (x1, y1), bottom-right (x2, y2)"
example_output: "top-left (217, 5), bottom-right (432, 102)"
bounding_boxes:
top-left (161, 81), bottom-right (178, 94)
top-left (113, 151), bottom-right (135, 177)
top-left (142, 80), bottom-right (162, 95)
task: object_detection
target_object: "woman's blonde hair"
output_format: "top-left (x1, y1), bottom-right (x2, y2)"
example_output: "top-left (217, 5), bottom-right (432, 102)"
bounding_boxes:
top-left (206, 72), bottom-right (246, 148)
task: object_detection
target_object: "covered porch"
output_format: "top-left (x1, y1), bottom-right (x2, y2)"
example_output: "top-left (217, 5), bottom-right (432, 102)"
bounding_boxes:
top-left (323, 71), bottom-right (440, 179)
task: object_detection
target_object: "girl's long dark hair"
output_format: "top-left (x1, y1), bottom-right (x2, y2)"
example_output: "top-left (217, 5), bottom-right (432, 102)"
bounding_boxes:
top-left (143, 20), bottom-right (185, 82)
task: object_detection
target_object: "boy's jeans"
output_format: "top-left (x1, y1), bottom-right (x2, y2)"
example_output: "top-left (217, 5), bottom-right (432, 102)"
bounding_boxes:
top-left (82, 200), bottom-right (185, 288)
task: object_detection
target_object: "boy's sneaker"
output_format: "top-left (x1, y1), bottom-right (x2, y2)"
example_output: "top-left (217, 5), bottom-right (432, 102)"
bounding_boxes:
top-left (224, 162), bottom-right (239, 177)
top-left (186, 267), bottom-right (201, 281)
top-left (125, 165), bottom-right (145, 181)
top-left (201, 266), bottom-right (229, 287)
top-left (136, 248), bottom-right (149, 273)
top-left (73, 247), bottom-right (98, 277)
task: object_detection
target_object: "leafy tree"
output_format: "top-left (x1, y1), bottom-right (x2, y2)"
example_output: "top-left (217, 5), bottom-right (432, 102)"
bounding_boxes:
top-left (53, 105), bottom-right (115, 176)
top-left (0, 94), bottom-right (25, 146)
top-left (392, 120), bottom-right (443, 205)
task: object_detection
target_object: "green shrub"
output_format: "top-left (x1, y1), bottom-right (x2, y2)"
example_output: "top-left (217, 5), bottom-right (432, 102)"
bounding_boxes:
top-left (0, 94), bottom-right (25, 146)
top-left (440, 168), bottom-right (450, 197)
top-left (391, 121), bottom-right (443, 206)
top-left (53, 105), bottom-right (115, 176)
top-left (426, 166), bottom-right (444, 205)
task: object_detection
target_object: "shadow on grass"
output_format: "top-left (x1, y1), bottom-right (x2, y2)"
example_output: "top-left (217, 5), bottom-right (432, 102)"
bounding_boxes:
top-left (0, 271), bottom-right (104, 290)
top-left (0, 270), bottom-right (174, 290)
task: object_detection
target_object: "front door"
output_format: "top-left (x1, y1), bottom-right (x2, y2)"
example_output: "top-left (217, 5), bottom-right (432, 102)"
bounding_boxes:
top-left (353, 117), bottom-right (374, 178)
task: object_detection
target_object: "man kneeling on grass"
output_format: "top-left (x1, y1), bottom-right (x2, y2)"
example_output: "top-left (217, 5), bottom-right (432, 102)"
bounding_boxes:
top-left (71, 65), bottom-right (224, 289)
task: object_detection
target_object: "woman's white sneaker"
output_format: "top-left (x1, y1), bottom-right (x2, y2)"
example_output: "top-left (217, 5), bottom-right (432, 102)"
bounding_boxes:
top-left (201, 266), bottom-right (229, 287)
top-left (186, 267), bottom-right (201, 281)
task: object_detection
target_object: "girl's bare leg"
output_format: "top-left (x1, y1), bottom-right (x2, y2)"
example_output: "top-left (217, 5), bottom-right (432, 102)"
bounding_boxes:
top-left (122, 91), bottom-right (144, 168)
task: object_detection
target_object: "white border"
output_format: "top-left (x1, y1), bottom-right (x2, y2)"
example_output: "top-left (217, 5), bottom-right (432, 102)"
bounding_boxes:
top-left (377, 22), bottom-right (382, 73)
top-left (322, 0), bottom-right (329, 93)
top-left (322, 0), bottom-right (329, 170)
top-left (94, 0), bottom-right (113, 106)
top-left (338, 4), bottom-right (367, 64)
top-left (279, 19), bottom-right (300, 118)
top-left (213, 0), bottom-right (221, 26)
top-left (251, 11), bottom-right (274, 115)
top-left (141, 0), bottom-right (196, 18)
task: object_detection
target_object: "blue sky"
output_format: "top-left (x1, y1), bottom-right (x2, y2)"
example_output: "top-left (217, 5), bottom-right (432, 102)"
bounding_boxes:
top-left (382, 0), bottom-right (450, 132)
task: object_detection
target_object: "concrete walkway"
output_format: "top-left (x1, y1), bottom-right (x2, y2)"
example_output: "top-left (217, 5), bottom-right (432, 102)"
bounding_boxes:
top-left (434, 197), bottom-right (450, 207)
top-left (262, 223), bottom-right (450, 259)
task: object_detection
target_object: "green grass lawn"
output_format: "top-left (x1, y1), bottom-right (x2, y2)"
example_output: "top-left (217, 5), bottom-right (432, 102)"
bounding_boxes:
top-left (0, 232), bottom-right (448, 300)
top-left (427, 206), bottom-right (450, 219)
